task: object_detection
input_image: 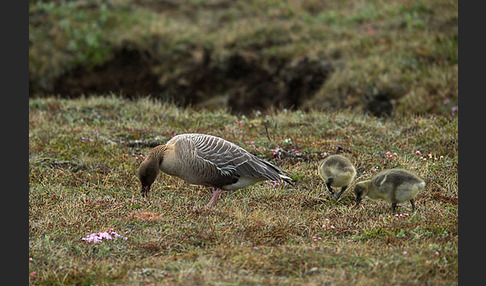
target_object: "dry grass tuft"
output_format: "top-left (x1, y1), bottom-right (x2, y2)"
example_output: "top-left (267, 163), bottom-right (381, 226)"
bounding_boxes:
top-left (129, 211), bottom-right (163, 222)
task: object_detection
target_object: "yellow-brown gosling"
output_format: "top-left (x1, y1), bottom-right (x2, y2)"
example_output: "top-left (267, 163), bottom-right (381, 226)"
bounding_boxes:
top-left (138, 133), bottom-right (292, 207)
top-left (318, 154), bottom-right (356, 200)
top-left (353, 168), bottom-right (425, 214)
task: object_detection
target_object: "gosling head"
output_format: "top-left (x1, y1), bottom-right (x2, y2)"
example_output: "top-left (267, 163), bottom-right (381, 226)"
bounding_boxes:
top-left (352, 181), bottom-right (369, 208)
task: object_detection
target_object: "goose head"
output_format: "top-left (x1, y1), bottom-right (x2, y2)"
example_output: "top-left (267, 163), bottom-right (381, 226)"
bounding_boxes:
top-left (138, 155), bottom-right (161, 196)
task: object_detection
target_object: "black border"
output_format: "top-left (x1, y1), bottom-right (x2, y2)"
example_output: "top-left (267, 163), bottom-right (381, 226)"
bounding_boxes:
top-left (458, 0), bottom-right (478, 285)
top-left (4, 0), bottom-right (29, 283)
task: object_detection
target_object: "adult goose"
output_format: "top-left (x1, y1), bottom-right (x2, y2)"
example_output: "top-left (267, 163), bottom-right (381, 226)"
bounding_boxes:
top-left (138, 133), bottom-right (292, 207)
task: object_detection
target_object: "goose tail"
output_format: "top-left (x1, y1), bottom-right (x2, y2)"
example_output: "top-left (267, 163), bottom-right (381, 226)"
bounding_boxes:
top-left (276, 173), bottom-right (294, 186)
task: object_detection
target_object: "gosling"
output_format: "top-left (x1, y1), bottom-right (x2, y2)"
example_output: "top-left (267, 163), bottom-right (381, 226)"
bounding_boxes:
top-left (318, 154), bottom-right (357, 200)
top-left (353, 168), bottom-right (425, 214)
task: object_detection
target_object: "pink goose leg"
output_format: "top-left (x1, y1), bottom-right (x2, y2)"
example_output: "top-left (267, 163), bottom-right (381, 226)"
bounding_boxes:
top-left (207, 188), bottom-right (222, 207)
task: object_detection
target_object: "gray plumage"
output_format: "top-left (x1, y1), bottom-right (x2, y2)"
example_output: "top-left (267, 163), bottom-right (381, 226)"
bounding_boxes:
top-left (353, 168), bottom-right (425, 214)
top-left (318, 154), bottom-right (356, 200)
top-left (138, 133), bottom-right (292, 207)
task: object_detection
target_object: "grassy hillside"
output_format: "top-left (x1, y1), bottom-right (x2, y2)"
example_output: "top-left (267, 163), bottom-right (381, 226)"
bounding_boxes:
top-left (29, 96), bottom-right (458, 285)
top-left (29, 0), bottom-right (458, 116)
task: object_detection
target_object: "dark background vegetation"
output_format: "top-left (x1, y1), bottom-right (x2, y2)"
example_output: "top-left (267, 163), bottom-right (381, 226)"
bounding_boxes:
top-left (29, 0), bottom-right (457, 117)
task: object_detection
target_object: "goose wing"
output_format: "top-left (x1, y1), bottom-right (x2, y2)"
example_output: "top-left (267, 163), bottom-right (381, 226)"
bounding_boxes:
top-left (168, 134), bottom-right (237, 187)
top-left (188, 134), bottom-right (291, 183)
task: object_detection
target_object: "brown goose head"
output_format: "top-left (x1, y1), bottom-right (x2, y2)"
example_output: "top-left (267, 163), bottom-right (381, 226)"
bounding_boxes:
top-left (138, 146), bottom-right (166, 196)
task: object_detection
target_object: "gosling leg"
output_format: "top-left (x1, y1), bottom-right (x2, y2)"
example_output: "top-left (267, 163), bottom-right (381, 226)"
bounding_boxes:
top-left (325, 178), bottom-right (335, 197)
top-left (410, 198), bottom-right (416, 213)
top-left (391, 202), bottom-right (398, 214)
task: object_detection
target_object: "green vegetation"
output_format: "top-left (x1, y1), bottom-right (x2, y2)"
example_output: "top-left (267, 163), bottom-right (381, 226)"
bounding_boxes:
top-left (29, 96), bottom-right (458, 285)
top-left (29, 0), bottom-right (458, 115)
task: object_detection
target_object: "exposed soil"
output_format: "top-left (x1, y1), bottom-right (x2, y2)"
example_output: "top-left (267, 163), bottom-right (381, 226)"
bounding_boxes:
top-left (52, 47), bottom-right (161, 98)
top-left (46, 44), bottom-right (333, 115)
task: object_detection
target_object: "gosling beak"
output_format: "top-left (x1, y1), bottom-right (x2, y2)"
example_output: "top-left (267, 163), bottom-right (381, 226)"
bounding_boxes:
top-left (334, 189), bottom-right (345, 200)
top-left (353, 197), bottom-right (362, 209)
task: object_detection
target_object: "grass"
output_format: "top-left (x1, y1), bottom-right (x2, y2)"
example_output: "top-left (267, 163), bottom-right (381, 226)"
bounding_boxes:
top-left (29, 96), bottom-right (458, 285)
top-left (29, 0), bottom-right (458, 115)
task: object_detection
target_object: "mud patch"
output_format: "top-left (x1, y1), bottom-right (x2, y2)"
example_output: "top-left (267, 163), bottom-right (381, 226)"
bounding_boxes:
top-left (160, 51), bottom-right (333, 114)
top-left (52, 47), bottom-right (162, 98)
top-left (48, 45), bottom-right (333, 114)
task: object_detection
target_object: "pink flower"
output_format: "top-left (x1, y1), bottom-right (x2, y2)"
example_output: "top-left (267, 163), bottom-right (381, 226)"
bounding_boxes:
top-left (415, 150), bottom-right (421, 155)
top-left (30, 272), bottom-right (36, 277)
top-left (451, 106), bottom-right (458, 116)
top-left (234, 120), bottom-right (244, 127)
top-left (362, 27), bottom-right (375, 36)
top-left (82, 230), bottom-right (127, 243)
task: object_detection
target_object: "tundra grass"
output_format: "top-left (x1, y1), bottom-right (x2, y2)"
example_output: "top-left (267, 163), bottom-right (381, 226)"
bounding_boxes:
top-left (29, 96), bottom-right (458, 285)
top-left (29, 0), bottom-right (457, 115)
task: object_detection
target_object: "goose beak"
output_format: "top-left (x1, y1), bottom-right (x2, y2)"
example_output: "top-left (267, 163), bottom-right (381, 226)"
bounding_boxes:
top-left (141, 185), bottom-right (150, 197)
